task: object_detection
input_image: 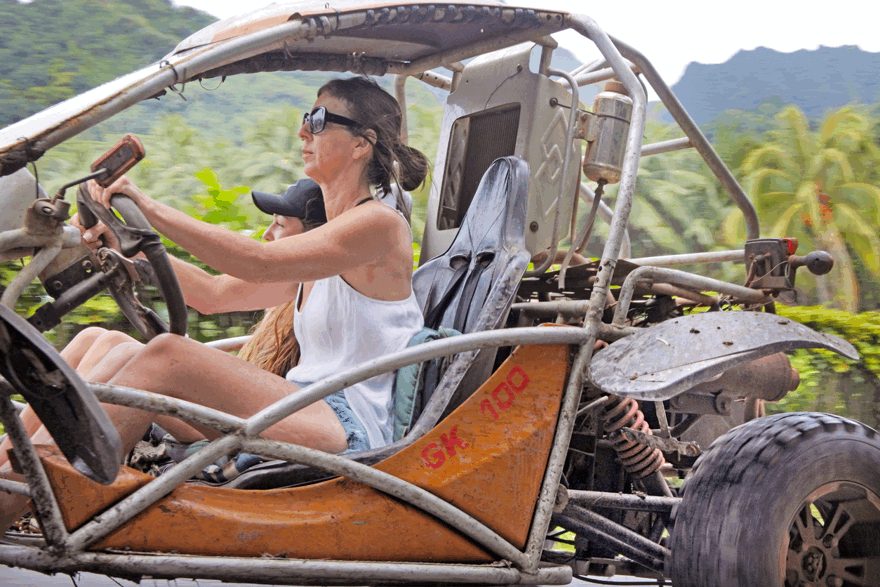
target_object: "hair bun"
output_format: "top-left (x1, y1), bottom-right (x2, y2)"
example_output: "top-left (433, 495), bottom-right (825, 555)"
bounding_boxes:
top-left (395, 144), bottom-right (429, 192)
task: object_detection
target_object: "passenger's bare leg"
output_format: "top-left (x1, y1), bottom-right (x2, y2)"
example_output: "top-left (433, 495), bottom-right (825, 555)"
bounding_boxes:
top-left (76, 330), bottom-right (141, 378)
top-left (84, 342), bottom-right (204, 443)
top-left (0, 340), bottom-right (143, 531)
top-left (1, 335), bottom-right (347, 527)
top-left (60, 326), bottom-right (108, 369)
top-left (0, 334), bottom-right (143, 462)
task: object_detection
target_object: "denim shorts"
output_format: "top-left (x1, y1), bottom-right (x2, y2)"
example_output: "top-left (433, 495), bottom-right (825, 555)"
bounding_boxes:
top-left (290, 380), bottom-right (370, 453)
top-left (323, 390), bottom-right (371, 453)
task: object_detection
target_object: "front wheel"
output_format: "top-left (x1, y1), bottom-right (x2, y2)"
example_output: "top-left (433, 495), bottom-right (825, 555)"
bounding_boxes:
top-left (669, 412), bottom-right (880, 587)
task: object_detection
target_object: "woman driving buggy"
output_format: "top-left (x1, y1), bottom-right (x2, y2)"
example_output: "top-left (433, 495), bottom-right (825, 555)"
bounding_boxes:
top-left (0, 177), bottom-right (330, 463)
top-left (0, 76), bottom-right (428, 526)
top-left (65, 177), bottom-right (329, 385)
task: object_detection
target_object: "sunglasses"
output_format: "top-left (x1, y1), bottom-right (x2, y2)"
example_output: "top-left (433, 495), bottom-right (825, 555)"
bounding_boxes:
top-left (302, 106), bottom-right (362, 134)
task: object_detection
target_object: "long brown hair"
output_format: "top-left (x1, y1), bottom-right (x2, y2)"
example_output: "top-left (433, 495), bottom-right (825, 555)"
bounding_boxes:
top-left (237, 214), bottom-right (324, 376)
top-left (237, 301), bottom-right (298, 377)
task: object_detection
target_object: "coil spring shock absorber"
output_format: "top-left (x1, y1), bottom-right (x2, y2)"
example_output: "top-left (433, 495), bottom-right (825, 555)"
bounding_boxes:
top-left (602, 397), bottom-right (665, 479)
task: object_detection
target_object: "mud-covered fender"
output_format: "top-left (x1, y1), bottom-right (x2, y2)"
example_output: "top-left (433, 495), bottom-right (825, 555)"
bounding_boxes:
top-left (589, 311), bottom-right (858, 401)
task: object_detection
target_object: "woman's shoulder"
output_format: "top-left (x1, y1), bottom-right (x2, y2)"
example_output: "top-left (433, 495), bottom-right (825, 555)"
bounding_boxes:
top-left (338, 198), bottom-right (410, 237)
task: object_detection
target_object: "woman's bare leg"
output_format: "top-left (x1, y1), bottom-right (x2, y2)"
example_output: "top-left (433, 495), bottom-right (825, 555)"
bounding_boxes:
top-left (60, 326), bottom-right (108, 369)
top-left (0, 331), bottom-right (143, 458)
top-left (1, 334), bottom-right (348, 528)
top-left (76, 330), bottom-right (141, 377)
top-left (0, 340), bottom-right (143, 531)
top-left (83, 342), bottom-right (204, 443)
top-left (88, 334), bottom-right (348, 453)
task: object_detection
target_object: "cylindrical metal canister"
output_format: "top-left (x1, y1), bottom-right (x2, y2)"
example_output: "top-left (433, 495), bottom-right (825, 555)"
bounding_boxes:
top-left (582, 80), bottom-right (633, 184)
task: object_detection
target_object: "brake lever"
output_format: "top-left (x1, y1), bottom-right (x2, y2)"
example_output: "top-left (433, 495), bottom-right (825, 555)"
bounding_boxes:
top-left (77, 194), bottom-right (99, 231)
top-left (96, 249), bottom-right (168, 338)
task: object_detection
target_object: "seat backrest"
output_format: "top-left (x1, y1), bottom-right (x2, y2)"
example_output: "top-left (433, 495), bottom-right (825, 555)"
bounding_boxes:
top-left (406, 156), bottom-right (531, 427)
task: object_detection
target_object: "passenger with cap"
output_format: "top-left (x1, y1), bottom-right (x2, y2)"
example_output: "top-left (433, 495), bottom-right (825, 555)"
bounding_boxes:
top-left (67, 178), bottom-right (327, 376)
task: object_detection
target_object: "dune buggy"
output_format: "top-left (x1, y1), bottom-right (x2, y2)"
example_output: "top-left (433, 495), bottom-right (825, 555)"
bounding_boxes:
top-left (0, 2), bottom-right (878, 586)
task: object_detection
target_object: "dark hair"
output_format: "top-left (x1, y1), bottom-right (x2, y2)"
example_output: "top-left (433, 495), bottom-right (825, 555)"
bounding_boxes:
top-left (317, 76), bottom-right (429, 219)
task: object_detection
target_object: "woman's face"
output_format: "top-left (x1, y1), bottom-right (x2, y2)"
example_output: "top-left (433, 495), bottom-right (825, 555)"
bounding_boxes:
top-left (263, 214), bottom-right (304, 242)
top-left (298, 93), bottom-right (364, 184)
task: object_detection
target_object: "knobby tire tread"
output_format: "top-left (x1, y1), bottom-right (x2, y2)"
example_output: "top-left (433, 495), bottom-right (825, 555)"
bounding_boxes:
top-left (669, 412), bottom-right (880, 587)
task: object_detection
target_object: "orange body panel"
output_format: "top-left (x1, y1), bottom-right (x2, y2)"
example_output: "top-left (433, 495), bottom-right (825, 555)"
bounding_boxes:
top-left (38, 343), bottom-right (569, 561)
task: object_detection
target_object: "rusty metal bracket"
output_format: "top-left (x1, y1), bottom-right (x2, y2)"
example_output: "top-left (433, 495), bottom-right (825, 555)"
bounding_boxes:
top-left (620, 426), bottom-right (700, 458)
top-left (574, 109), bottom-right (597, 141)
top-left (159, 60), bottom-right (187, 101)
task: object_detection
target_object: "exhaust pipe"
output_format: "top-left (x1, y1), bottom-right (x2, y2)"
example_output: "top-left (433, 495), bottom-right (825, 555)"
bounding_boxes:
top-left (686, 352), bottom-right (800, 402)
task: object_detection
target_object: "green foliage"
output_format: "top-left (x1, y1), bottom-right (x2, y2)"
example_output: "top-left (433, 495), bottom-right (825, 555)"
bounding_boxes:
top-left (771, 306), bottom-right (880, 428)
top-left (722, 105), bottom-right (880, 311)
top-left (625, 120), bottom-right (735, 259)
top-left (0, 0), bottom-right (216, 127)
top-left (188, 168), bottom-right (251, 228)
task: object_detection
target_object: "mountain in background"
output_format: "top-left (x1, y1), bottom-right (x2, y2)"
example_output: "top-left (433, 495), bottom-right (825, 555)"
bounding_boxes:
top-left (4, 0), bottom-right (880, 136)
top-left (0, 0), bottom-right (216, 126)
top-left (668, 45), bottom-right (880, 125)
top-left (0, 0), bottom-right (383, 143)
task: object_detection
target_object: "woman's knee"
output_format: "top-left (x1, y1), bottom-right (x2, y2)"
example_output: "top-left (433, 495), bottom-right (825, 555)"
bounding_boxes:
top-left (103, 334), bottom-right (188, 387)
top-left (94, 329), bottom-right (139, 349)
top-left (84, 341), bottom-right (144, 382)
top-left (107, 341), bottom-right (143, 362)
top-left (62, 326), bottom-right (110, 366)
top-left (138, 334), bottom-right (196, 366)
top-left (65, 326), bottom-right (108, 352)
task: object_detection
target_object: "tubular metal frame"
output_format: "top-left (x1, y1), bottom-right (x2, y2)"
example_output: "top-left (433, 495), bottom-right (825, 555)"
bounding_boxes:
top-left (0, 327), bottom-right (589, 581)
top-left (0, 5), bottom-right (765, 584)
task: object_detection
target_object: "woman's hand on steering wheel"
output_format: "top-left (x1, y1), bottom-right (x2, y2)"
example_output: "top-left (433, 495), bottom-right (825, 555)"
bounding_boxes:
top-left (87, 175), bottom-right (150, 210)
top-left (71, 213), bottom-right (120, 252)
top-left (75, 176), bottom-right (188, 339)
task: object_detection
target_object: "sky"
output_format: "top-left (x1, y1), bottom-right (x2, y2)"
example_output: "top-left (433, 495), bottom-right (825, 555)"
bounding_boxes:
top-left (173, 0), bottom-right (880, 92)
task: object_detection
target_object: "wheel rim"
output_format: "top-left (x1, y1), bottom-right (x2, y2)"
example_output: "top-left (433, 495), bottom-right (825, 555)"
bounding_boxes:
top-left (784, 481), bottom-right (880, 587)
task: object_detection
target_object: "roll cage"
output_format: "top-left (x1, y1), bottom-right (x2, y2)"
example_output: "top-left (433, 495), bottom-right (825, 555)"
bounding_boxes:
top-left (0, 2), bottom-right (864, 585)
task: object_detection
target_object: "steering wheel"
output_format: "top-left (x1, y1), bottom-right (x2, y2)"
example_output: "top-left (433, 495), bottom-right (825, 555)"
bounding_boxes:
top-left (76, 184), bottom-right (188, 339)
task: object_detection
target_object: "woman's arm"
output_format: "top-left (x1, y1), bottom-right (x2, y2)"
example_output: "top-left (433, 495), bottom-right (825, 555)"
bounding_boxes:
top-left (88, 178), bottom-right (405, 285)
top-left (76, 213), bottom-right (298, 314)
top-left (167, 256), bottom-right (298, 314)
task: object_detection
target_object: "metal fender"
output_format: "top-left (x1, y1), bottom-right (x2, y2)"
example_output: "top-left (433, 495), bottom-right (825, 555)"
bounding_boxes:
top-left (589, 311), bottom-right (858, 401)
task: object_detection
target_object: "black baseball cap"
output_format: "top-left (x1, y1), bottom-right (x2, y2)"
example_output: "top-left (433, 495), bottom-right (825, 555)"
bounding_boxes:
top-left (251, 178), bottom-right (326, 225)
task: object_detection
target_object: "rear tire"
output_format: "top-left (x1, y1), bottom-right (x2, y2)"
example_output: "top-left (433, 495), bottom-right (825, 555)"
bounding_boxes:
top-left (669, 412), bottom-right (880, 587)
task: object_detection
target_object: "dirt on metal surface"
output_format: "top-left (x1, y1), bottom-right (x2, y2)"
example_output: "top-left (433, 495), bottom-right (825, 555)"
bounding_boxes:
top-left (38, 343), bottom-right (569, 561)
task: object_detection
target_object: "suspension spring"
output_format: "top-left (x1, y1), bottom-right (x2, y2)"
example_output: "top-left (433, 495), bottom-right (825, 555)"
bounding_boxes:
top-left (602, 397), bottom-right (665, 479)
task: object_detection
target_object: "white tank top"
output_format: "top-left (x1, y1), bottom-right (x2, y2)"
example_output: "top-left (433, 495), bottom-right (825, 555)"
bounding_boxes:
top-left (286, 276), bottom-right (424, 448)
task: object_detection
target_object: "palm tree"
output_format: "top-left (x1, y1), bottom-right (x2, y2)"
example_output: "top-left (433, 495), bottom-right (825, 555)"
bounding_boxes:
top-left (723, 105), bottom-right (880, 311)
top-left (605, 121), bottom-right (737, 271)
